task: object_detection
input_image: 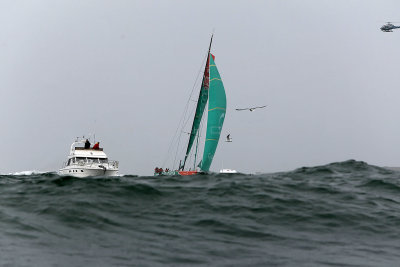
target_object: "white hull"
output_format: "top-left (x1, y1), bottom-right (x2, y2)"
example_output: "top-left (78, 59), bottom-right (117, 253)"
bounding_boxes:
top-left (59, 167), bottom-right (118, 177)
top-left (220, 169), bottom-right (237, 174)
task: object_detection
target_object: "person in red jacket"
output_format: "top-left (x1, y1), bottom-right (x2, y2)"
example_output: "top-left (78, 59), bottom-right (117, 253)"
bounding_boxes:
top-left (93, 142), bottom-right (100, 150)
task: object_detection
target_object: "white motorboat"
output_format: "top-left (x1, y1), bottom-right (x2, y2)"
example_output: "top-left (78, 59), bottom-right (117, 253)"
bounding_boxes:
top-left (59, 138), bottom-right (119, 177)
top-left (219, 169), bottom-right (237, 174)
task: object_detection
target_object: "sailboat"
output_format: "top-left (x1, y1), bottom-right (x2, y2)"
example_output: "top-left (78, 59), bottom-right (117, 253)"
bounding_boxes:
top-left (155, 36), bottom-right (226, 176)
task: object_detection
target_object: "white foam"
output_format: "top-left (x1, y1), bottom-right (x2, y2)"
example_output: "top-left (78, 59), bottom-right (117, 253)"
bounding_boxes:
top-left (8, 170), bottom-right (44, 176)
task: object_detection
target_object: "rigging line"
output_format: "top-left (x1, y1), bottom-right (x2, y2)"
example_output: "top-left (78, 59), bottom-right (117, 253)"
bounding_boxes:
top-left (180, 36), bottom-right (213, 169)
top-left (195, 110), bottom-right (205, 169)
top-left (181, 60), bottom-right (212, 168)
top-left (181, 101), bottom-right (198, 133)
top-left (165, 101), bottom-right (190, 168)
top-left (166, 52), bottom-right (208, 169)
top-left (162, 53), bottom-right (208, 167)
top-left (181, 58), bottom-right (211, 132)
top-left (193, 121), bottom-right (200, 170)
top-left (165, 36), bottom-right (213, 169)
top-left (173, 94), bottom-right (199, 169)
top-left (173, 130), bottom-right (183, 170)
top-left (180, 86), bottom-right (205, 169)
top-left (185, 101), bottom-right (207, 171)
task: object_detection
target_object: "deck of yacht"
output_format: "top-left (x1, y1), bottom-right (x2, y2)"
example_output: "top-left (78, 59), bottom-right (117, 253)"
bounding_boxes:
top-left (75, 147), bottom-right (103, 151)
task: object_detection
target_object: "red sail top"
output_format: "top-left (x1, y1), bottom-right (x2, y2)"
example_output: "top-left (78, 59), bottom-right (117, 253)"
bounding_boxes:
top-left (203, 54), bottom-right (211, 90)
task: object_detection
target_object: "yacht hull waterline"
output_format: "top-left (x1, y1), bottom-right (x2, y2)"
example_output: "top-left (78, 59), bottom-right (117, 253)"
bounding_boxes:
top-left (59, 168), bottom-right (118, 177)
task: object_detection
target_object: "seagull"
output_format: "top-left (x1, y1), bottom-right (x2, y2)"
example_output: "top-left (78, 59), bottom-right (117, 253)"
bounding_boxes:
top-left (226, 134), bottom-right (232, 142)
top-left (235, 105), bottom-right (267, 112)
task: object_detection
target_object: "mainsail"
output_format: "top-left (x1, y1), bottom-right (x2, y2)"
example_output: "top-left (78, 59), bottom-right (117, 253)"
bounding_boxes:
top-left (181, 55), bottom-right (210, 169)
top-left (200, 54), bottom-right (227, 171)
top-left (181, 36), bottom-right (213, 170)
top-left (179, 36), bottom-right (226, 173)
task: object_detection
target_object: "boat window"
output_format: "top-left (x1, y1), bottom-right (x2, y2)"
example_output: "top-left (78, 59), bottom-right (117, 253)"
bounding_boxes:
top-left (76, 157), bottom-right (86, 162)
top-left (99, 158), bottom-right (108, 163)
top-left (67, 159), bottom-right (71, 166)
top-left (87, 158), bottom-right (99, 163)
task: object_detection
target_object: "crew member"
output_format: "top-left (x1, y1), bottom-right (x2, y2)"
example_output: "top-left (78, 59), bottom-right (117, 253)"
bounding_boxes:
top-left (85, 139), bottom-right (91, 149)
top-left (93, 142), bottom-right (100, 150)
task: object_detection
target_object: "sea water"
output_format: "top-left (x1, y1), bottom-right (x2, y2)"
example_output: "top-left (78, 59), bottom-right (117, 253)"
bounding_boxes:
top-left (1, 160), bottom-right (399, 266)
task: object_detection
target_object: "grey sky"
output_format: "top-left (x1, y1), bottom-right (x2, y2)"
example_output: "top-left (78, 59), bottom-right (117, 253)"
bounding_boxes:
top-left (1, 0), bottom-right (400, 175)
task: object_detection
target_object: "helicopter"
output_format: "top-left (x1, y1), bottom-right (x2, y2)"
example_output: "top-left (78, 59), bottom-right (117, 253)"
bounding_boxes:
top-left (380, 22), bottom-right (400, 32)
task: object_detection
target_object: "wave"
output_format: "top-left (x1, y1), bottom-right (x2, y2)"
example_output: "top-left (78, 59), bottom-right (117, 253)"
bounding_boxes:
top-left (8, 170), bottom-right (46, 176)
top-left (292, 159), bottom-right (388, 174)
top-left (1, 160), bottom-right (400, 266)
top-left (0, 159), bottom-right (390, 178)
top-left (360, 179), bottom-right (400, 192)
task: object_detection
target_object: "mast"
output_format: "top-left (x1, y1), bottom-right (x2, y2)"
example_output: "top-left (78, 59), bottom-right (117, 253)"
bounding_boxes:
top-left (181, 35), bottom-right (213, 170)
top-left (207, 34), bottom-right (213, 59)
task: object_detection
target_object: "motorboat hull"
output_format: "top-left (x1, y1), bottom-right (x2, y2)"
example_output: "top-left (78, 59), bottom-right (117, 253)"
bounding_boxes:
top-left (219, 169), bottom-right (237, 174)
top-left (59, 167), bottom-right (118, 177)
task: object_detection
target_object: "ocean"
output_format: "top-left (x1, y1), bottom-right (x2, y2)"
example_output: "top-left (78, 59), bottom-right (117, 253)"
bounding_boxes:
top-left (1, 160), bottom-right (399, 266)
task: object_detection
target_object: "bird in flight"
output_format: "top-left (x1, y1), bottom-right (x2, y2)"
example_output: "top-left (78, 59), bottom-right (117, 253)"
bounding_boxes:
top-left (235, 105), bottom-right (267, 112)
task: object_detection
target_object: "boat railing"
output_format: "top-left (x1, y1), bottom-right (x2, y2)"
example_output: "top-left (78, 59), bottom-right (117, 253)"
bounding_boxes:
top-left (62, 160), bottom-right (119, 169)
top-left (74, 147), bottom-right (104, 151)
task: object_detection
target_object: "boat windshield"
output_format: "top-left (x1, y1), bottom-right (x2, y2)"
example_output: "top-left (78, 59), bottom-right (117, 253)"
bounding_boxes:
top-left (99, 158), bottom-right (108, 163)
top-left (72, 157), bottom-right (108, 163)
top-left (75, 157), bottom-right (86, 162)
top-left (87, 158), bottom-right (97, 163)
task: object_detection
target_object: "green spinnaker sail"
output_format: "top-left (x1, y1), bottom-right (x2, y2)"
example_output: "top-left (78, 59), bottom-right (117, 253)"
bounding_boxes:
top-left (200, 54), bottom-right (226, 172)
top-left (181, 56), bottom-right (210, 169)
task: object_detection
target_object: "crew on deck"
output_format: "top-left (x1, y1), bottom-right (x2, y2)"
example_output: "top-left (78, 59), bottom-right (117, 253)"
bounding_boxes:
top-left (93, 142), bottom-right (100, 150)
top-left (84, 139), bottom-right (91, 149)
top-left (154, 167), bottom-right (164, 174)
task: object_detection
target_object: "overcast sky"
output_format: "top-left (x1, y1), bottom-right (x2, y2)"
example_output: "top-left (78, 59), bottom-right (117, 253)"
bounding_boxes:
top-left (1, 0), bottom-right (400, 175)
